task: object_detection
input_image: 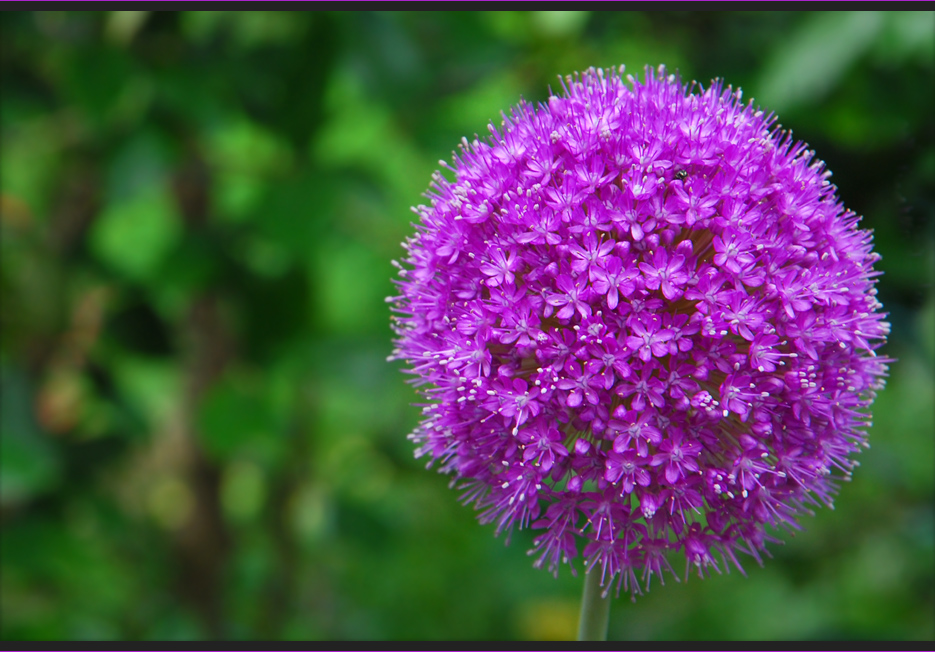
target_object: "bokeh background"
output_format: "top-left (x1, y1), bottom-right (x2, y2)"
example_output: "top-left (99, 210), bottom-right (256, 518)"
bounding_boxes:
top-left (1, 10), bottom-right (933, 641)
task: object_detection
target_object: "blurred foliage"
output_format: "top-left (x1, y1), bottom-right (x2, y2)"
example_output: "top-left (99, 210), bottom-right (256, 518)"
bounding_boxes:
top-left (1, 10), bottom-right (932, 641)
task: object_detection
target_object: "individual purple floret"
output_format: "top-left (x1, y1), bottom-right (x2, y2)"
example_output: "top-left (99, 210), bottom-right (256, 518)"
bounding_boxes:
top-left (388, 65), bottom-right (890, 599)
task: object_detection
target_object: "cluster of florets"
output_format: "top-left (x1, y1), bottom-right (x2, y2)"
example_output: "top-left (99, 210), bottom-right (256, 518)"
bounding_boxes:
top-left (389, 65), bottom-right (889, 598)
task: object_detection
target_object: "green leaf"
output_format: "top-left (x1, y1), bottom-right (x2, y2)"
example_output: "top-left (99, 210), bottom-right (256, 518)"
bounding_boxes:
top-left (756, 11), bottom-right (883, 113)
top-left (89, 183), bottom-right (182, 282)
top-left (311, 239), bottom-right (387, 335)
top-left (197, 375), bottom-right (282, 465)
top-left (874, 11), bottom-right (935, 65)
top-left (0, 367), bottom-right (61, 505)
top-left (205, 116), bottom-right (293, 176)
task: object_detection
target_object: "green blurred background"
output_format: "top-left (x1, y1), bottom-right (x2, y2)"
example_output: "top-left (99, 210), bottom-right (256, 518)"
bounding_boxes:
top-left (1, 10), bottom-right (933, 641)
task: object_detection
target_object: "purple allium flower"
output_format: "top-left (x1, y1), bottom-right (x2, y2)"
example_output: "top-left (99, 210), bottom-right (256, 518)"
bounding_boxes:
top-left (389, 65), bottom-right (890, 599)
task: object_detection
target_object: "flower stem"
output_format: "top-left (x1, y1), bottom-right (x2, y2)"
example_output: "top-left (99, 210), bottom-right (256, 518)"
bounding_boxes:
top-left (576, 569), bottom-right (611, 641)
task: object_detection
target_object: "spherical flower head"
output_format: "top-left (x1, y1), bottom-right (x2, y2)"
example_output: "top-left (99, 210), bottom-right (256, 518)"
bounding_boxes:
top-left (389, 65), bottom-right (890, 599)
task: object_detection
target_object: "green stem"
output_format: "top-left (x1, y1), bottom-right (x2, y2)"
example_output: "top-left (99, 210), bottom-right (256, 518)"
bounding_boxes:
top-left (576, 568), bottom-right (611, 641)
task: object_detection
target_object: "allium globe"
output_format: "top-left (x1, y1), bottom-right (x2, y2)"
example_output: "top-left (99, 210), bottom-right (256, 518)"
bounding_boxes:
top-left (388, 65), bottom-right (890, 598)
